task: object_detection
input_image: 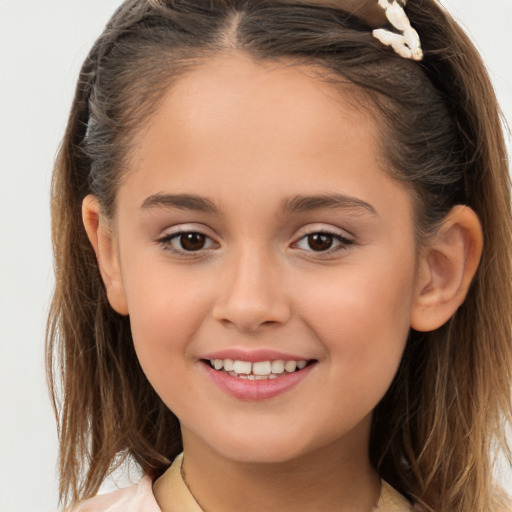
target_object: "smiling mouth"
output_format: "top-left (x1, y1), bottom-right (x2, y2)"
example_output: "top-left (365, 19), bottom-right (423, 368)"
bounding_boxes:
top-left (204, 358), bottom-right (315, 380)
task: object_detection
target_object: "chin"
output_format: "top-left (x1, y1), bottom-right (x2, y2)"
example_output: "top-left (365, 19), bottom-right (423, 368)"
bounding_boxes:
top-left (201, 425), bottom-right (326, 465)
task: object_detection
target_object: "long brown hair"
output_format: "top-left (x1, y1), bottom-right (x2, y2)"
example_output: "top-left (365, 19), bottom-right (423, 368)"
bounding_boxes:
top-left (47, 1), bottom-right (512, 510)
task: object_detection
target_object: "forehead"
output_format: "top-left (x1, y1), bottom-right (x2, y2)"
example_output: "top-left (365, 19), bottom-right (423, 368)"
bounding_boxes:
top-left (129, 54), bottom-right (384, 181)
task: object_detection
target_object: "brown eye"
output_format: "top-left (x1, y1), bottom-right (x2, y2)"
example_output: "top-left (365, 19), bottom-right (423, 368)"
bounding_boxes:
top-left (160, 231), bottom-right (217, 253)
top-left (179, 232), bottom-right (207, 251)
top-left (307, 233), bottom-right (334, 251)
top-left (159, 229), bottom-right (218, 254)
top-left (295, 230), bottom-right (354, 254)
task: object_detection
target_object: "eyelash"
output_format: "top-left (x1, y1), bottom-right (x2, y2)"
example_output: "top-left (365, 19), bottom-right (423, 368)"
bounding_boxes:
top-left (156, 228), bottom-right (355, 256)
top-left (157, 230), bottom-right (218, 255)
top-left (292, 230), bottom-right (355, 255)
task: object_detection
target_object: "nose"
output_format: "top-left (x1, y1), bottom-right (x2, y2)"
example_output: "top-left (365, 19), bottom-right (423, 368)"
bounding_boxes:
top-left (212, 249), bottom-right (291, 332)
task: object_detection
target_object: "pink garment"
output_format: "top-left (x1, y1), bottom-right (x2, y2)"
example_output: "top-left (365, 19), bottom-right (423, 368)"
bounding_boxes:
top-left (71, 453), bottom-right (200, 512)
top-left (71, 476), bottom-right (161, 512)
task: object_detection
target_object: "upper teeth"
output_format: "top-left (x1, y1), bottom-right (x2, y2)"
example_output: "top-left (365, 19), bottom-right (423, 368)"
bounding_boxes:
top-left (210, 359), bottom-right (307, 377)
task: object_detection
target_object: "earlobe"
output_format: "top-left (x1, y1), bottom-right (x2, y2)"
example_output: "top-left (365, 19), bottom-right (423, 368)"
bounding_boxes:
top-left (82, 195), bottom-right (129, 316)
top-left (410, 205), bottom-right (483, 332)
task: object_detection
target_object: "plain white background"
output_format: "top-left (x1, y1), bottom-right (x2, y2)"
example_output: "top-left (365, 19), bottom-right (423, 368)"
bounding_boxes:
top-left (0, 1), bottom-right (511, 511)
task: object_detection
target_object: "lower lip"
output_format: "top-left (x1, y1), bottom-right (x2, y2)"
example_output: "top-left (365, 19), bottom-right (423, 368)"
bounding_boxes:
top-left (201, 362), bottom-right (315, 401)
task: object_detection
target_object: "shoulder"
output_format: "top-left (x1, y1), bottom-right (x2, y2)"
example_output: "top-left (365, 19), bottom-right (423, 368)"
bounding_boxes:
top-left (70, 476), bottom-right (161, 512)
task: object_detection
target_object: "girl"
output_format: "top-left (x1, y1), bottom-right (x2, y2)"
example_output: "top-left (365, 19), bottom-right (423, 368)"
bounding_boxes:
top-left (46, 0), bottom-right (512, 511)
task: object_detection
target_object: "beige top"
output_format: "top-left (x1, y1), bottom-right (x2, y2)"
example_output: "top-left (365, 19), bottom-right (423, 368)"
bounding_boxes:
top-left (73, 454), bottom-right (412, 512)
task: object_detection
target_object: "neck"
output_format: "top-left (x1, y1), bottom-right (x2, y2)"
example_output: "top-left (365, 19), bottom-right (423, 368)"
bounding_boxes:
top-left (158, 424), bottom-right (380, 512)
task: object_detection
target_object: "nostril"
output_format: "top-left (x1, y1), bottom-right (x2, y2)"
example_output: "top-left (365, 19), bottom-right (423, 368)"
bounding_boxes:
top-left (213, 302), bottom-right (292, 332)
top-left (261, 320), bottom-right (280, 327)
top-left (216, 315), bottom-right (285, 333)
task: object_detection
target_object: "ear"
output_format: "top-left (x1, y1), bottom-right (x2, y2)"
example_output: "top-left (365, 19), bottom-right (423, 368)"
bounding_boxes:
top-left (411, 205), bottom-right (483, 332)
top-left (82, 195), bottom-right (129, 316)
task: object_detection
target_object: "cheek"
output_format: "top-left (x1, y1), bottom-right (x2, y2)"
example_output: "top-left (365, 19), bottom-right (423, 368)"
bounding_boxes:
top-left (298, 255), bottom-right (415, 388)
top-left (121, 263), bottom-right (213, 378)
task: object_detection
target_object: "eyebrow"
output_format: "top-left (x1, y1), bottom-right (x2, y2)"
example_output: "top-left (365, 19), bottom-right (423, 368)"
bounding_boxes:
top-left (282, 193), bottom-right (377, 216)
top-left (141, 193), bottom-right (218, 213)
top-left (140, 192), bottom-right (377, 216)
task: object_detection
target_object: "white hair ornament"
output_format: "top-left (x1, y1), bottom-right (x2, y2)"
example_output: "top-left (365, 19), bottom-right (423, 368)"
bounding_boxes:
top-left (372, 0), bottom-right (423, 61)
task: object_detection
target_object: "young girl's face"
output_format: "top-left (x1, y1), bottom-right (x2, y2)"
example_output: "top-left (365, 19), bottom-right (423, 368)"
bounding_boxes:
top-left (102, 55), bottom-right (422, 464)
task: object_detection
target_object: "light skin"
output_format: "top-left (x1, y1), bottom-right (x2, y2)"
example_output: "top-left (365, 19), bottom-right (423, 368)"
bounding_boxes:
top-left (83, 55), bottom-right (483, 512)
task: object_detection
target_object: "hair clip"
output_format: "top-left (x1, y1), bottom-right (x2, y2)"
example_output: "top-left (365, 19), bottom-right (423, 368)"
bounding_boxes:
top-left (372, 0), bottom-right (423, 61)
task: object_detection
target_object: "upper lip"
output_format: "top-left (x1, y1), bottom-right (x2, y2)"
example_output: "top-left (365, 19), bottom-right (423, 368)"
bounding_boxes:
top-left (201, 348), bottom-right (314, 363)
